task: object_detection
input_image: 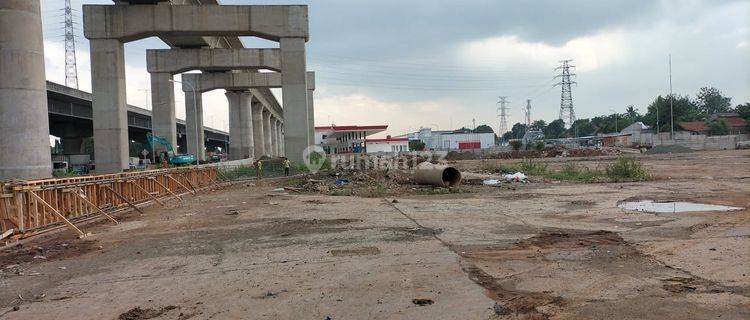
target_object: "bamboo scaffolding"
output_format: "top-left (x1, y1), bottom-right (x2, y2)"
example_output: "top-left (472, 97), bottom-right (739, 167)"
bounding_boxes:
top-left (71, 188), bottom-right (118, 225)
top-left (167, 175), bottom-right (195, 195)
top-left (104, 185), bottom-right (145, 215)
top-left (1, 166), bottom-right (220, 237)
top-left (27, 191), bottom-right (85, 237)
top-left (129, 181), bottom-right (165, 207)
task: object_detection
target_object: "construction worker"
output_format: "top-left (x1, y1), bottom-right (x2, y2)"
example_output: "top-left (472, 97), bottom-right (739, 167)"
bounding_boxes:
top-left (283, 157), bottom-right (291, 176)
top-left (255, 160), bottom-right (263, 179)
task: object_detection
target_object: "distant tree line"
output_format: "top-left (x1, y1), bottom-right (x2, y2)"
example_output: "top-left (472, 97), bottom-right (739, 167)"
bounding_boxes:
top-left (499, 86), bottom-right (749, 140)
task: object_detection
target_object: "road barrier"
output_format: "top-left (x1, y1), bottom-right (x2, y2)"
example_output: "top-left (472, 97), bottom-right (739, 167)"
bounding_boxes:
top-left (0, 166), bottom-right (223, 240)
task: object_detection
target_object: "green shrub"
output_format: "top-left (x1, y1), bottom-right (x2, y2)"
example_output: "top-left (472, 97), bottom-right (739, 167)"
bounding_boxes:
top-left (52, 169), bottom-right (79, 178)
top-left (509, 140), bottom-right (522, 151)
top-left (605, 157), bottom-right (649, 182)
top-left (519, 159), bottom-right (548, 175)
top-left (533, 140), bottom-right (545, 151)
top-left (220, 165), bottom-right (257, 180)
top-left (547, 162), bottom-right (605, 182)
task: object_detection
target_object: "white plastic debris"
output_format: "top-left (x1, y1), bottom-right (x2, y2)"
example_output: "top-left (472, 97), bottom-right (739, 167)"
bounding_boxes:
top-left (503, 172), bottom-right (527, 182)
top-left (482, 179), bottom-right (502, 186)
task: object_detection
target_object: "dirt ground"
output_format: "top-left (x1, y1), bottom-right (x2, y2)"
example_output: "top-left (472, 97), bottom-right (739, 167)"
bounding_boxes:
top-left (1, 150), bottom-right (748, 319)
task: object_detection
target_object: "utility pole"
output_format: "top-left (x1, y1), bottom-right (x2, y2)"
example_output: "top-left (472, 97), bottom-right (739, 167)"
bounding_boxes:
top-left (525, 99), bottom-right (532, 128)
top-left (497, 96), bottom-right (509, 136)
top-left (554, 60), bottom-right (576, 128)
top-left (63, 0), bottom-right (79, 89)
top-left (669, 54), bottom-right (674, 139)
top-left (610, 108), bottom-right (619, 133)
top-left (472, 118), bottom-right (477, 149)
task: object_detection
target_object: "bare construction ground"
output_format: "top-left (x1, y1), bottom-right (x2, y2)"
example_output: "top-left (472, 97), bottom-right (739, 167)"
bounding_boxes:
top-left (1, 150), bottom-right (749, 319)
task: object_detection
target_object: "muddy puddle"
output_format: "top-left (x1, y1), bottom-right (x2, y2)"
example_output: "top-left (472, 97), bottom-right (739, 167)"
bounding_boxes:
top-left (618, 200), bottom-right (742, 213)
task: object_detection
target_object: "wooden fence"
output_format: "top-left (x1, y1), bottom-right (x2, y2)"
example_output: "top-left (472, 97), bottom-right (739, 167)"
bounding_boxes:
top-left (0, 166), bottom-right (224, 240)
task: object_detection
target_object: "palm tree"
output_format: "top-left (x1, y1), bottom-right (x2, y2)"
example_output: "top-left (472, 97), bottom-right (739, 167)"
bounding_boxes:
top-left (625, 105), bottom-right (639, 121)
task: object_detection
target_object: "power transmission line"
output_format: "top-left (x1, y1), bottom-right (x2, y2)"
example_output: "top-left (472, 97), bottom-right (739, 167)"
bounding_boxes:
top-left (554, 59), bottom-right (576, 128)
top-left (63, 0), bottom-right (79, 89)
top-left (497, 96), bottom-right (509, 135)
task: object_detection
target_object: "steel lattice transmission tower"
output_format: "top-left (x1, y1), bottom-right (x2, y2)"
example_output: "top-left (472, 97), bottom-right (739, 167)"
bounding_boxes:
top-left (63, 0), bottom-right (79, 89)
top-left (496, 96), bottom-right (509, 135)
top-left (554, 60), bottom-right (576, 127)
top-left (525, 99), bottom-right (532, 127)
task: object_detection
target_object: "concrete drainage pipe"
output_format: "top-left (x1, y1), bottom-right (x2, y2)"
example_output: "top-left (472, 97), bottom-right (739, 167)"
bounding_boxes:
top-left (414, 162), bottom-right (462, 187)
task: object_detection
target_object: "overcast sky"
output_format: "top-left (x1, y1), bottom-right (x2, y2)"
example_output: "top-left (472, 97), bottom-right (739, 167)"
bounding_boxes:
top-left (41, 0), bottom-right (749, 137)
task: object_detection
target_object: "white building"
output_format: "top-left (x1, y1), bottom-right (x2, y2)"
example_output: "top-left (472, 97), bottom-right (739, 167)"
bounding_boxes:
top-left (365, 136), bottom-right (409, 153)
top-left (314, 124), bottom-right (388, 154)
top-left (404, 128), bottom-right (495, 150)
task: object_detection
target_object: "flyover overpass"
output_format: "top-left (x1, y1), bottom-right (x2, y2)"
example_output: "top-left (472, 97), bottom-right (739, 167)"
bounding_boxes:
top-left (47, 81), bottom-right (229, 159)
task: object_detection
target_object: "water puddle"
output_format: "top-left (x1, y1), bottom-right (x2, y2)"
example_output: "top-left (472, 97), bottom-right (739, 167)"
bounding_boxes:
top-left (618, 200), bottom-right (742, 213)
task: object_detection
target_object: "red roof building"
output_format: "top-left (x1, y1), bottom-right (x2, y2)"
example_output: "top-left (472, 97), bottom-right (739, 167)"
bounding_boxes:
top-left (678, 113), bottom-right (748, 135)
top-left (677, 121), bottom-right (709, 133)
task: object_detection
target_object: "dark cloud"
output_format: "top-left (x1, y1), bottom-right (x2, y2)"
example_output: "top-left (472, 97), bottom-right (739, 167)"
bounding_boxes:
top-left (227, 0), bottom-right (663, 57)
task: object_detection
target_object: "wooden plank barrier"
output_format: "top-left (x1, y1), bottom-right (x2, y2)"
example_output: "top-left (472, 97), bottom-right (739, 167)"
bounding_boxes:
top-left (0, 166), bottom-right (222, 239)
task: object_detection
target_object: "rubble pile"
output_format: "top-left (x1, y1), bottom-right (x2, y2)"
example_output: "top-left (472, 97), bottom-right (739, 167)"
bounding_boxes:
top-left (285, 169), bottom-right (467, 197)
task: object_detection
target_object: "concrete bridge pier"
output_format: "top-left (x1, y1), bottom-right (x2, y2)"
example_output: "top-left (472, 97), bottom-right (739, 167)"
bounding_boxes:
top-left (0, 0), bottom-right (52, 180)
top-left (83, 3), bottom-right (309, 171)
top-left (90, 39), bottom-right (128, 173)
top-left (150, 72), bottom-right (177, 155)
top-left (262, 109), bottom-right (273, 157)
top-left (184, 90), bottom-right (205, 161)
top-left (226, 90), bottom-right (254, 160)
top-left (279, 123), bottom-right (285, 156)
top-left (280, 38), bottom-right (309, 163)
top-left (270, 118), bottom-right (279, 157)
top-left (251, 100), bottom-right (265, 157)
top-left (307, 72), bottom-right (316, 147)
top-left (274, 119), bottom-right (283, 156)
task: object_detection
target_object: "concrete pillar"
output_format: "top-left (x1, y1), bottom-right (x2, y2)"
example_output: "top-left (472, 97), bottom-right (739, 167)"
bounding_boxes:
top-left (241, 92), bottom-right (255, 159)
top-left (0, 0), bottom-right (52, 180)
top-left (262, 109), bottom-right (272, 157)
top-left (150, 72), bottom-right (176, 154)
top-left (273, 119), bottom-right (282, 156)
top-left (307, 72), bottom-right (316, 147)
top-left (227, 91), bottom-right (241, 160)
top-left (280, 38), bottom-right (309, 164)
top-left (279, 123), bottom-right (285, 156)
top-left (251, 101), bottom-right (265, 157)
top-left (226, 91), bottom-right (254, 160)
top-left (185, 90), bottom-right (205, 161)
top-left (307, 87), bottom-right (315, 146)
top-left (271, 116), bottom-right (279, 157)
top-left (90, 38), bottom-right (128, 173)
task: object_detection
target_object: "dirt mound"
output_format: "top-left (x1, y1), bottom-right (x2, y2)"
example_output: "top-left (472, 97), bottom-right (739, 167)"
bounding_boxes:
top-left (521, 230), bottom-right (624, 248)
top-left (118, 306), bottom-right (178, 320)
top-left (646, 145), bottom-right (694, 154)
top-left (284, 170), bottom-right (470, 197)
